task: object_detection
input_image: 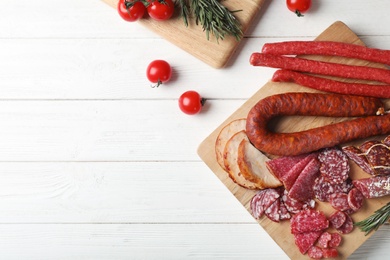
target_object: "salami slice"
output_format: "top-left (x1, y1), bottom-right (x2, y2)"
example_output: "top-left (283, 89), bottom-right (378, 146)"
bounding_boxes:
top-left (328, 210), bottom-right (347, 229)
top-left (250, 188), bottom-right (281, 219)
top-left (282, 189), bottom-right (315, 214)
top-left (318, 147), bottom-right (350, 184)
top-left (353, 176), bottom-right (390, 198)
top-left (307, 246), bottom-right (323, 259)
top-left (265, 154), bottom-right (308, 180)
top-left (290, 209), bottom-right (329, 234)
top-left (288, 158), bottom-right (320, 202)
top-left (348, 188), bottom-right (364, 211)
top-left (329, 233), bottom-right (342, 248)
top-left (360, 140), bottom-right (390, 176)
top-left (329, 193), bottom-right (351, 212)
top-left (322, 248), bottom-right (339, 258)
top-left (317, 231), bottom-right (332, 248)
top-left (279, 199), bottom-right (291, 220)
top-left (294, 231), bottom-right (323, 254)
top-left (280, 153), bottom-right (317, 190)
top-left (265, 198), bottom-right (281, 222)
top-left (313, 176), bottom-right (353, 202)
top-left (342, 146), bottom-right (376, 175)
top-left (336, 214), bottom-right (354, 234)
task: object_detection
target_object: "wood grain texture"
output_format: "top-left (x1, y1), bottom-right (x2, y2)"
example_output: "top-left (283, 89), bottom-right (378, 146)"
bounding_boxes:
top-left (101, 0), bottom-right (266, 68)
top-left (198, 21), bottom-right (390, 259)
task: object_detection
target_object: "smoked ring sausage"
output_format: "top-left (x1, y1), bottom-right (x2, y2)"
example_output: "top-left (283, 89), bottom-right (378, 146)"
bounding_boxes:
top-left (246, 92), bottom-right (390, 156)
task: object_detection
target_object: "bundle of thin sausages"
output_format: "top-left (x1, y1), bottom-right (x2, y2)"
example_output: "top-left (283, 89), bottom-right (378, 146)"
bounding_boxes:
top-left (250, 41), bottom-right (390, 98)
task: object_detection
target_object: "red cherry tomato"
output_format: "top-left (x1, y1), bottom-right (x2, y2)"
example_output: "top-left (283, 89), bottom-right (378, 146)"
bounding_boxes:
top-left (146, 60), bottom-right (172, 87)
top-left (178, 91), bottom-right (205, 115)
top-left (286, 0), bottom-right (311, 17)
top-left (118, 0), bottom-right (146, 22)
top-left (147, 0), bottom-right (175, 21)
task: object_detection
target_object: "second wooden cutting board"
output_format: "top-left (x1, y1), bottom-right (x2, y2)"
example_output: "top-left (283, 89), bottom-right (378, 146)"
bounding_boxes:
top-left (198, 21), bottom-right (390, 259)
top-left (101, 0), bottom-right (266, 68)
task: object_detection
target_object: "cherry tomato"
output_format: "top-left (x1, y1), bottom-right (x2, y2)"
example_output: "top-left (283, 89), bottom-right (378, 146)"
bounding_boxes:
top-left (118, 0), bottom-right (146, 22)
top-left (178, 91), bottom-right (205, 115)
top-left (146, 60), bottom-right (172, 87)
top-left (147, 0), bottom-right (175, 21)
top-left (286, 0), bottom-right (311, 17)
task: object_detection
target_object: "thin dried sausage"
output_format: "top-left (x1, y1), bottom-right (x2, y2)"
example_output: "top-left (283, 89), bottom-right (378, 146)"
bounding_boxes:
top-left (272, 69), bottom-right (390, 98)
top-left (250, 53), bottom-right (390, 84)
top-left (246, 92), bottom-right (389, 156)
top-left (261, 41), bottom-right (390, 66)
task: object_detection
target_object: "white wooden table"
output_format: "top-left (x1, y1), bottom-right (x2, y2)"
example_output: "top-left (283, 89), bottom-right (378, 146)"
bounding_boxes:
top-left (1, 0), bottom-right (389, 259)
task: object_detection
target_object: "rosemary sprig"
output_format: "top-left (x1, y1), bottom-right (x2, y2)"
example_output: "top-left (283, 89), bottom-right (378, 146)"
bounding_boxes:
top-left (175, 0), bottom-right (243, 42)
top-left (355, 202), bottom-right (390, 235)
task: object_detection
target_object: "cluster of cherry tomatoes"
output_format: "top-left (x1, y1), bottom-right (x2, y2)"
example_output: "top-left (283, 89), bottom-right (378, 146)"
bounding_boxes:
top-left (117, 0), bottom-right (175, 22)
top-left (146, 60), bottom-right (204, 115)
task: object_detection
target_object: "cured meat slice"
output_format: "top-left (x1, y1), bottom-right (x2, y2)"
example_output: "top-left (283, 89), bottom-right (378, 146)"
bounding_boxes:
top-left (288, 158), bottom-right (320, 202)
top-left (265, 154), bottom-right (308, 180)
top-left (348, 188), bottom-right (364, 211)
top-left (308, 246), bottom-right (324, 259)
top-left (328, 210), bottom-right (347, 229)
top-left (317, 231), bottom-right (332, 248)
top-left (353, 176), bottom-right (390, 198)
top-left (237, 139), bottom-right (282, 189)
top-left (281, 153), bottom-right (317, 191)
top-left (328, 233), bottom-right (342, 248)
top-left (290, 209), bottom-right (329, 234)
top-left (265, 198), bottom-right (281, 222)
top-left (294, 231), bottom-right (323, 254)
top-left (336, 214), bottom-right (354, 234)
top-left (250, 188), bottom-right (281, 219)
top-left (283, 189), bottom-right (315, 214)
top-left (318, 147), bottom-right (350, 184)
top-left (360, 140), bottom-right (390, 176)
top-left (322, 248), bottom-right (339, 258)
top-left (313, 176), bottom-right (353, 202)
top-left (279, 200), bottom-right (291, 220)
top-left (342, 146), bottom-right (376, 175)
top-left (329, 193), bottom-right (351, 212)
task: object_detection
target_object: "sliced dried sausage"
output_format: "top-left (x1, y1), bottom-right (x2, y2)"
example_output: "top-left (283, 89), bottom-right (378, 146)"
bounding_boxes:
top-left (313, 176), bottom-right (353, 202)
top-left (290, 209), bottom-right (329, 234)
top-left (329, 210), bottom-right (347, 229)
top-left (294, 231), bottom-right (323, 254)
top-left (318, 147), bottom-right (350, 184)
top-left (353, 176), bottom-right (390, 198)
top-left (329, 193), bottom-right (351, 212)
top-left (246, 92), bottom-right (389, 156)
top-left (347, 188), bottom-right (364, 211)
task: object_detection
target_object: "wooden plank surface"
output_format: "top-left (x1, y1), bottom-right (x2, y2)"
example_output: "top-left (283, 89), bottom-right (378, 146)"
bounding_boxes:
top-left (101, 0), bottom-right (266, 68)
top-left (197, 21), bottom-right (390, 259)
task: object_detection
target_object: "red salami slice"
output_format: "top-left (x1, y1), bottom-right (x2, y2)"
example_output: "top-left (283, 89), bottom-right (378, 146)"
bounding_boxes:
top-left (336, 214), bottom-right (354, 234)
top-left (294, 231), bottom-right (323, 254)
top-left (329, 193), bottom-right (351, 212)
top-left (342, 146), bottom-right (376, 175)
top-left (318, 147), bottom-right (350, 184)
top-left (360, 140), bottom-right (390, 176)
top-left (265, 154), bottom-right (308, 180)
top-left (317, 231), bottom-right (332, 248)
top-left (348, 188), bottom-right (364, 211)
top-left (282, 189), bottom-right (315, 214)
top-left (289, 158), bottom-right (320, 202)
top-left (250, 188), bottom-right (281, 219)
top-left (353, 176), bottom-right (390, 198)
top-left (281, 153), bottom-right (317, 190)
top-left (322, 248), bottom-right (339, 258)
top-left (329, 210), bottom-right (347, 229)
top-left (291, 209), bottom-right (329, 234)
top-left (308, 246), bottom-right (324, 259)
top-left (265, 198), bottom-right (281, 222)
top-left (329, 233), bottom-right (342, 248)
top-left (313, 176), bottom-right (353, 202)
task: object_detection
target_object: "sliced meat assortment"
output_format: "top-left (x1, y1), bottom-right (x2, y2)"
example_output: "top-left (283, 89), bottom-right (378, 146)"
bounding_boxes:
top-left (250, 188), bottom-right (281, 219)
top-left (281, 153), bottom-right (317, 190)
top-left (265, 154), bottom-right (308, 180)
top-left (353, 175), bottom-right (390, 198)
top-left (342, 146), bottom-right (376, 175)
top-left (313, 175), bottom-right (353, 202)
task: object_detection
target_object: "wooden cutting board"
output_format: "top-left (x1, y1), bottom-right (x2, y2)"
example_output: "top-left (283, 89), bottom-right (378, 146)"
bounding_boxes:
top-left (197, 21), bottom-right (390, 259)
top-left (101, 0), bottom-right (266, 68)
